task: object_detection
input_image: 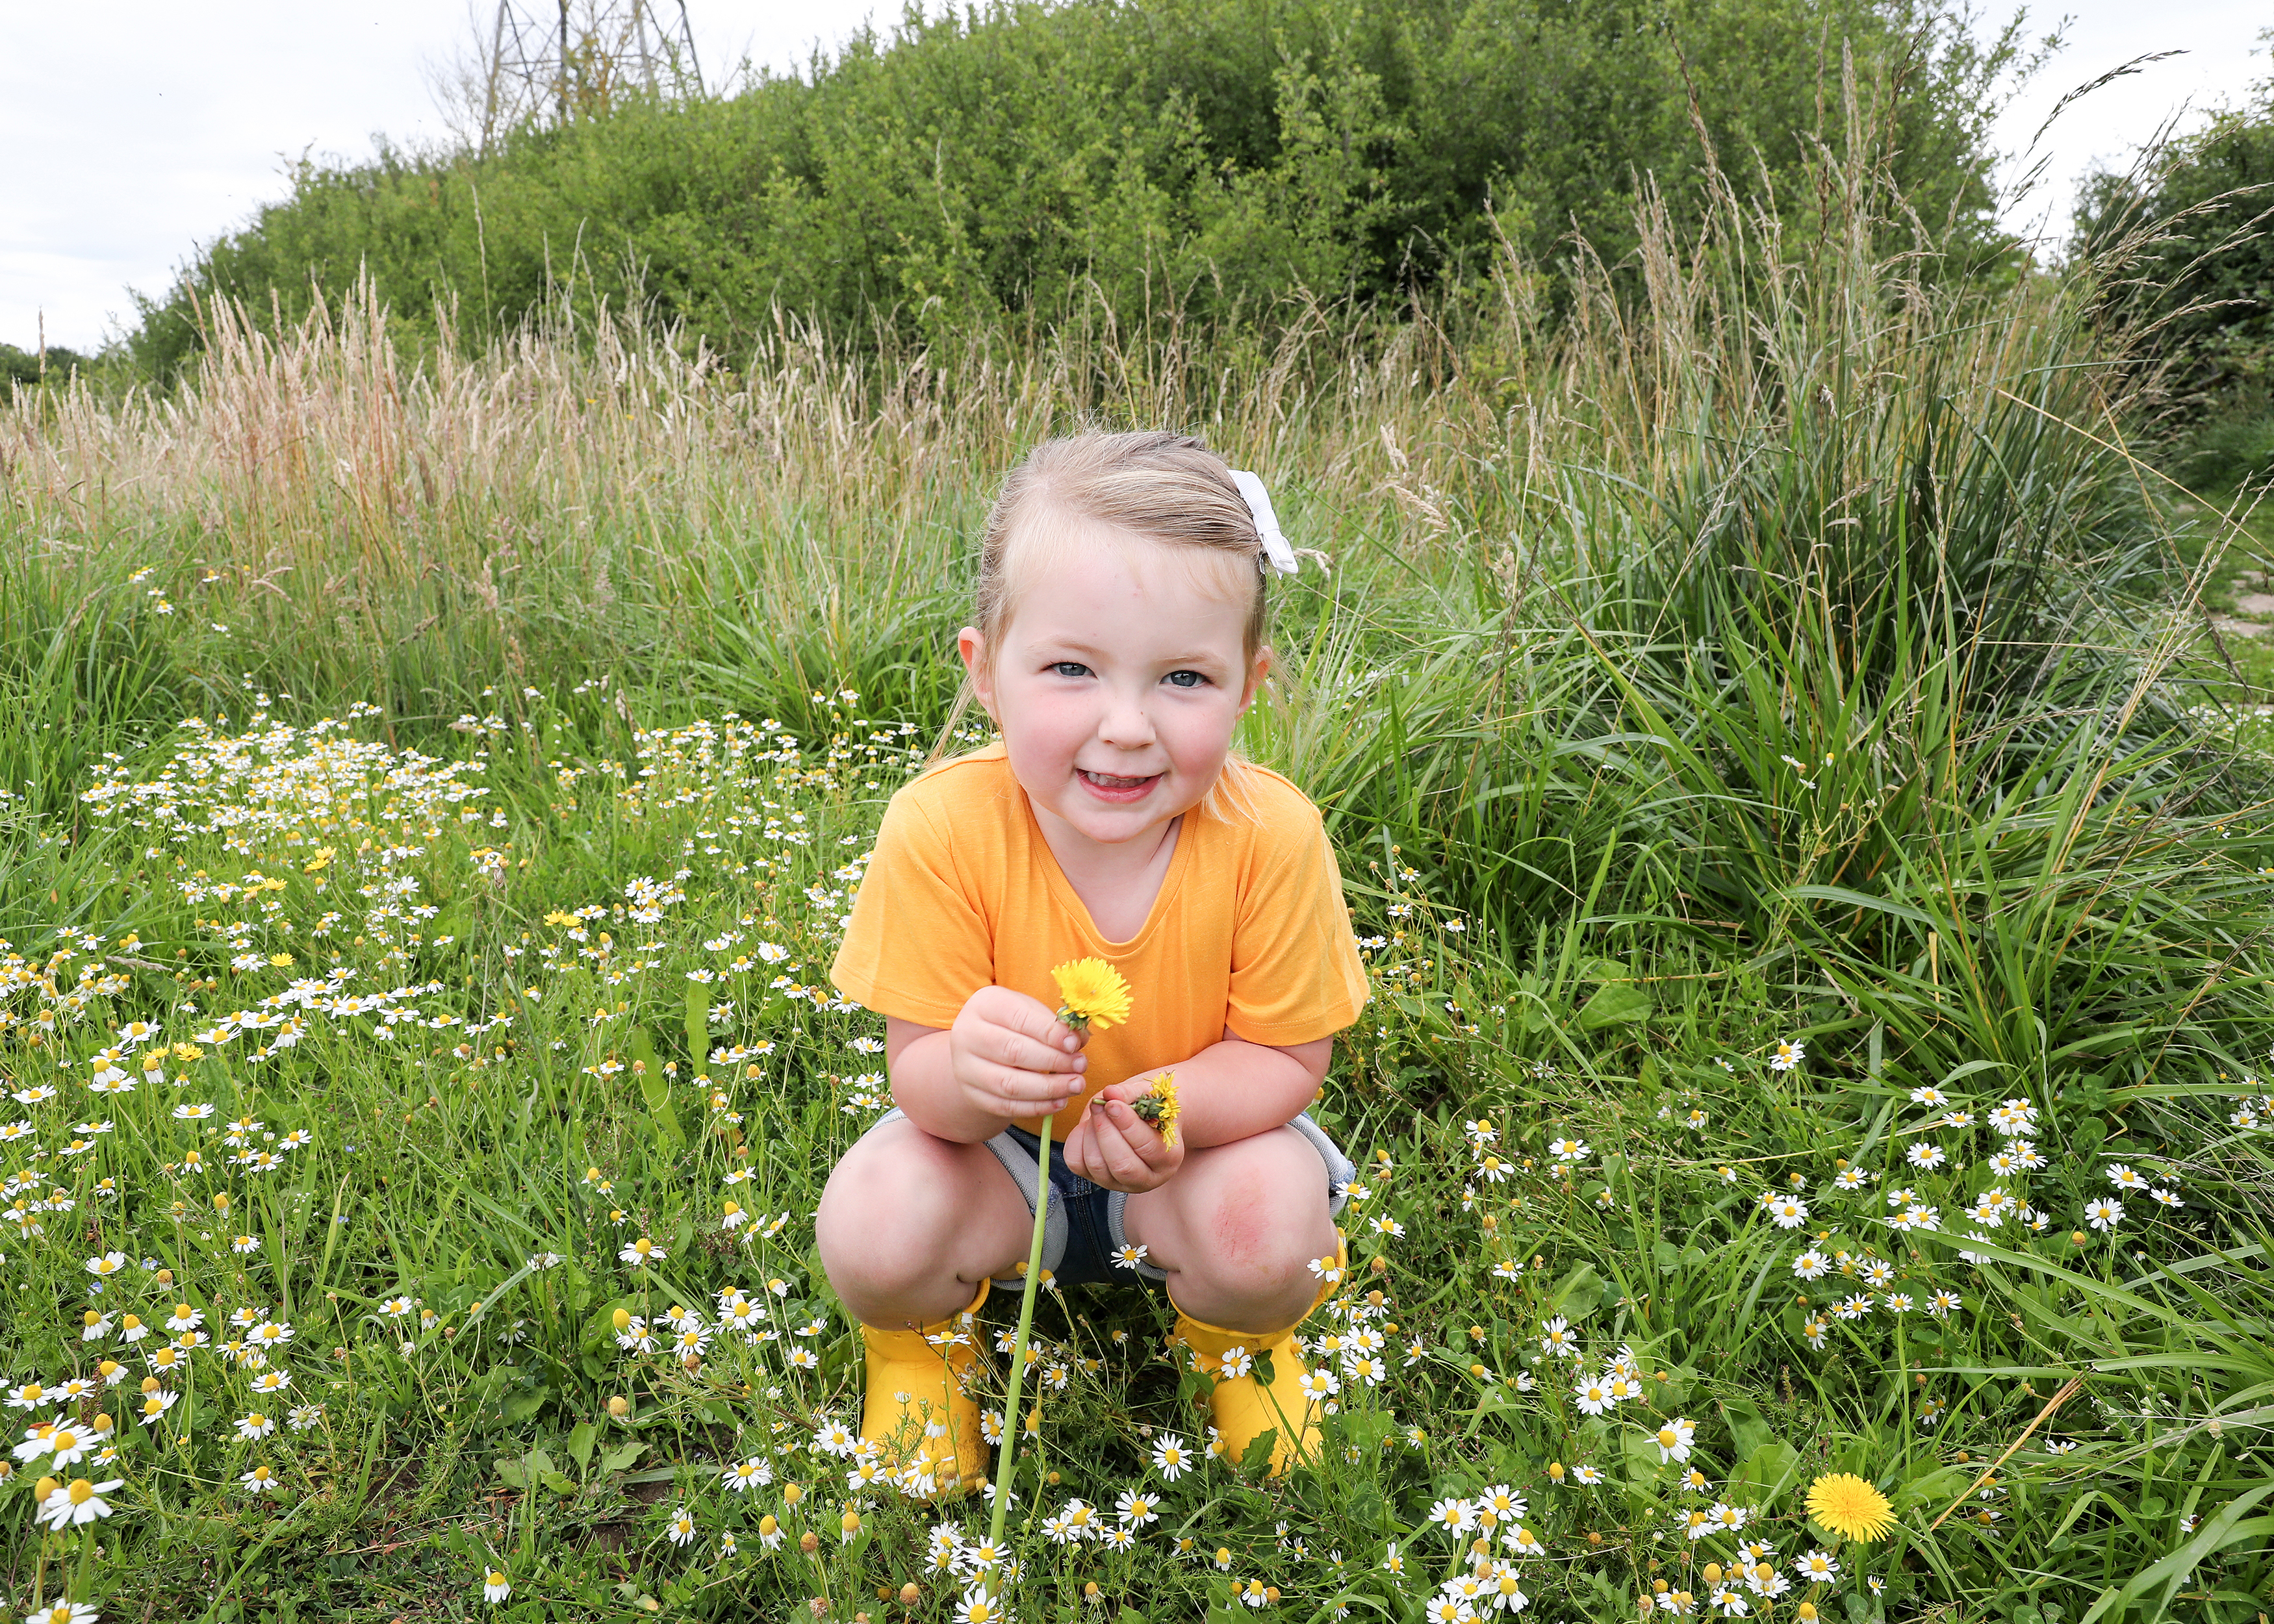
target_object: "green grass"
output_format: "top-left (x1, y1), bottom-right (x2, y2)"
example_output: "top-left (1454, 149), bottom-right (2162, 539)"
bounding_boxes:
top-left (0, 698), bottom-right (2268, 1622)
top-left (4, 155), bottom-right (2274, 1621)
top-left (2167, 482), bottom-right (2274, 698)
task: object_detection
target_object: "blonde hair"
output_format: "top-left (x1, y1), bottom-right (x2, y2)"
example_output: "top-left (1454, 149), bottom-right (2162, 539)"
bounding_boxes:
top-left (926, 430), bottom-right (1278, 826)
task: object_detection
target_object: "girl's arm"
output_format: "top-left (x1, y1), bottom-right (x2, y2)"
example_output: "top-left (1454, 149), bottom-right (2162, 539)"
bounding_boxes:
top-left (1059, 1027), bottom-right (1333, 1192)
top-left (883, 989), bottom-right (1090, 1144)
top-left (1154, 1026), bottom-right (1331, 1148)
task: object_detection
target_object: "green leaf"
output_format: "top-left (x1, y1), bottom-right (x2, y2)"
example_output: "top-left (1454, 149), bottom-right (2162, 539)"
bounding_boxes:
top-left (1339, 1409), bottom-right (1392, 1452)
top-left (502, 1387), bottom-right (550, 1425)
top-left (685, 981), bottom-right (710, 1073)
top-left (1238, 1428), bottom-right (1279, 1476)
top-left (1577, 983), bottom-right (1652, 1030)
top-left (600, 1441), bottom-right (645, 1473)
top-left (566, 1420), bottom-right (596, 1473)
top-left (1620, 1427), bottom-right (1666, 1469)
top-left (1891, 1464), bottom-right (1973, 1512)
top-left (1728, 1440), bottom-right (1800, 1504)
top-left (2078, 1485), bottom-right (2274, 1624)
top-left (1550, 1263), bottom-right (1602, 1321)
top-left (1719, 1397), bottom-right (1773, 1462)
top-left (584, 1299), bottom-right (636, 1353)
top-left (495, 1455), bottom-right (530, 1489)
top-left (630, 1027), bottom-right (661, 1094)
top-left (1934, 1058), bottom-right (2011, 1088)
top-left (1786, 883), bottom-right (1939, 930)
top-left (630, 1027), bottom-right (683, 1149)
top-left (1465, 1382), bottom-right (1526, 1436)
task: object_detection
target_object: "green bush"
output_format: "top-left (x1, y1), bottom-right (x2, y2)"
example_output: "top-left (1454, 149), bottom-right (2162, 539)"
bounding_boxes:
top-left (2073, 73), bottom-right (2274, 466)
top-left (129, 0), bottom-right (2026, 383)
top-left (2173, 406), bottom-right (2274, 489)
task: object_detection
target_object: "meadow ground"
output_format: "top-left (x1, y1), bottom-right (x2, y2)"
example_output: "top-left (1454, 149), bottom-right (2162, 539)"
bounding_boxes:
top-left (4, 179), bottom-right (2274, 1622)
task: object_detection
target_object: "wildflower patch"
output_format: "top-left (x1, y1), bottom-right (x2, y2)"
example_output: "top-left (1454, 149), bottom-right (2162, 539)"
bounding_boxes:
top-left (0, 693), bottom-right (2264, 1618)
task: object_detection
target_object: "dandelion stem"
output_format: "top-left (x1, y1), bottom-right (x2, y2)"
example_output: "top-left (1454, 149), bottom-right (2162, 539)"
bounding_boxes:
top-left (986, 1108), bottom-right (1053, 1592)
top-left (1895, 1321), bottom-right (1911, 1463)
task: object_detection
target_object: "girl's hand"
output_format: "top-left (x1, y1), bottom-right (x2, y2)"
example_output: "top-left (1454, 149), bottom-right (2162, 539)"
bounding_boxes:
top-left (1060, 1078), bottom-right (1183, 1194)
top-left (949, 985), bottom-right (1088, 1124)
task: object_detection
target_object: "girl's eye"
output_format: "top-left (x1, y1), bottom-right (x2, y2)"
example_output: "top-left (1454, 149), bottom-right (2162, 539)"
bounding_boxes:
top-left (1049, 661), bottom-right (1091, 678)
top-left (1164, 670), bottom-right (1207, 689)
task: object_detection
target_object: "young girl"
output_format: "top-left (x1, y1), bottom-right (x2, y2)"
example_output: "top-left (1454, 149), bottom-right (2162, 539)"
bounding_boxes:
top-left (818, 430), bottom-right (1368, 1497)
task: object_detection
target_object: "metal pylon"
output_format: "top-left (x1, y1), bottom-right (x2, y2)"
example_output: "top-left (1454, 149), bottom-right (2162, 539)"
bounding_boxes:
top-left (485, 1), bottom-right (703, 129)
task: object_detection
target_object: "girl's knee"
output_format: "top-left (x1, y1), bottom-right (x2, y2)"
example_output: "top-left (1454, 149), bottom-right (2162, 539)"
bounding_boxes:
top-left (1188, 1134), bottom-right (1335, 1290)
top-left (817, 1131), bottom-right (957, 1282)
top-left (817, 1124), bottom-right (1016, 1315)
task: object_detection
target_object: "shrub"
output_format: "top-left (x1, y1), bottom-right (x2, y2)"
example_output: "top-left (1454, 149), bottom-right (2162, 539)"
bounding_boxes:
top-left (128, 0), bottom-right (2027, 383)
top-left (2073, 72), bottom-right (2274, 467)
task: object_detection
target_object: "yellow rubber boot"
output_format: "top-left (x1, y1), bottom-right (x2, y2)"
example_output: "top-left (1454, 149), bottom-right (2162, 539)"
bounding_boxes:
top-left (1168, 1238), bottom-right (1347, 1477)
top-left (859, 1282), bottom-right (990, 1499)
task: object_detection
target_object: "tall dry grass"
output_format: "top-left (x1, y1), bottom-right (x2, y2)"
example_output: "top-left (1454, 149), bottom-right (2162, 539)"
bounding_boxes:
top-left (2, 272), bottom-right (1470, 634)
top-left (0, 147), bottom-right (2245, 920)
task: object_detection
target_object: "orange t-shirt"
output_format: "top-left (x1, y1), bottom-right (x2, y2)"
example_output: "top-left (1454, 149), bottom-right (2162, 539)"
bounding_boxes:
top-left (830, 742), bottom-right (1370, 1134)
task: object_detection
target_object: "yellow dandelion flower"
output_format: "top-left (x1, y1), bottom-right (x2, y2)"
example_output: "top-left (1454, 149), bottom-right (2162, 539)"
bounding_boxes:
top-left (1130, 1071), bottom-right (1181, 1145)
top-left (1049, 958), bottom-right (1133, 1032)
top-left (1805, 1473), bottom-right (1895, 1542)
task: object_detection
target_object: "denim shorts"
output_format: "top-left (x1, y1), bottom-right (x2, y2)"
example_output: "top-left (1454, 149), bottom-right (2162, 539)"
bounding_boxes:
top-left (863, 1108), bottom-right (1356, 1289)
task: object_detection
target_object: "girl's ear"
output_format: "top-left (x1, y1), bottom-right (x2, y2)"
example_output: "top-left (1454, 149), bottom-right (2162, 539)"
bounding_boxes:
top-left (957, 627), bottom-right (998, 717)
top-left (1238, 646), bottom-right (1274, 716)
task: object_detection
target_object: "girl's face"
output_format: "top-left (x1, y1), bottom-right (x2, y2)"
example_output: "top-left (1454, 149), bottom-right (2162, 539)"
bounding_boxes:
top-left (959, 520), bottom-right (1268, 861)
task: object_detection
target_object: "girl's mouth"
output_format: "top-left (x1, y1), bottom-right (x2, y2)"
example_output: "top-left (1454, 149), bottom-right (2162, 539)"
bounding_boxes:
top-left (1077, 768), bottom-right (1160, 801)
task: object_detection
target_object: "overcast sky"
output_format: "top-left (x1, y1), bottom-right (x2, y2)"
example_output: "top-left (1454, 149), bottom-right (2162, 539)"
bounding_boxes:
top-left (3, 1), bottom-right (2268, 352)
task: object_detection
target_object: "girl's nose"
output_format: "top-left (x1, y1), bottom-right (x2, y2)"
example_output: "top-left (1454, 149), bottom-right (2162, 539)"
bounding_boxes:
top-left (1097, 685), bottom-right (1156, 746)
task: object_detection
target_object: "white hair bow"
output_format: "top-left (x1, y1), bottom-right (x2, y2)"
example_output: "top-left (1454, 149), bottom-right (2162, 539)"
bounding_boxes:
top-left (1230, 470), bottom-right (1300, 576)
